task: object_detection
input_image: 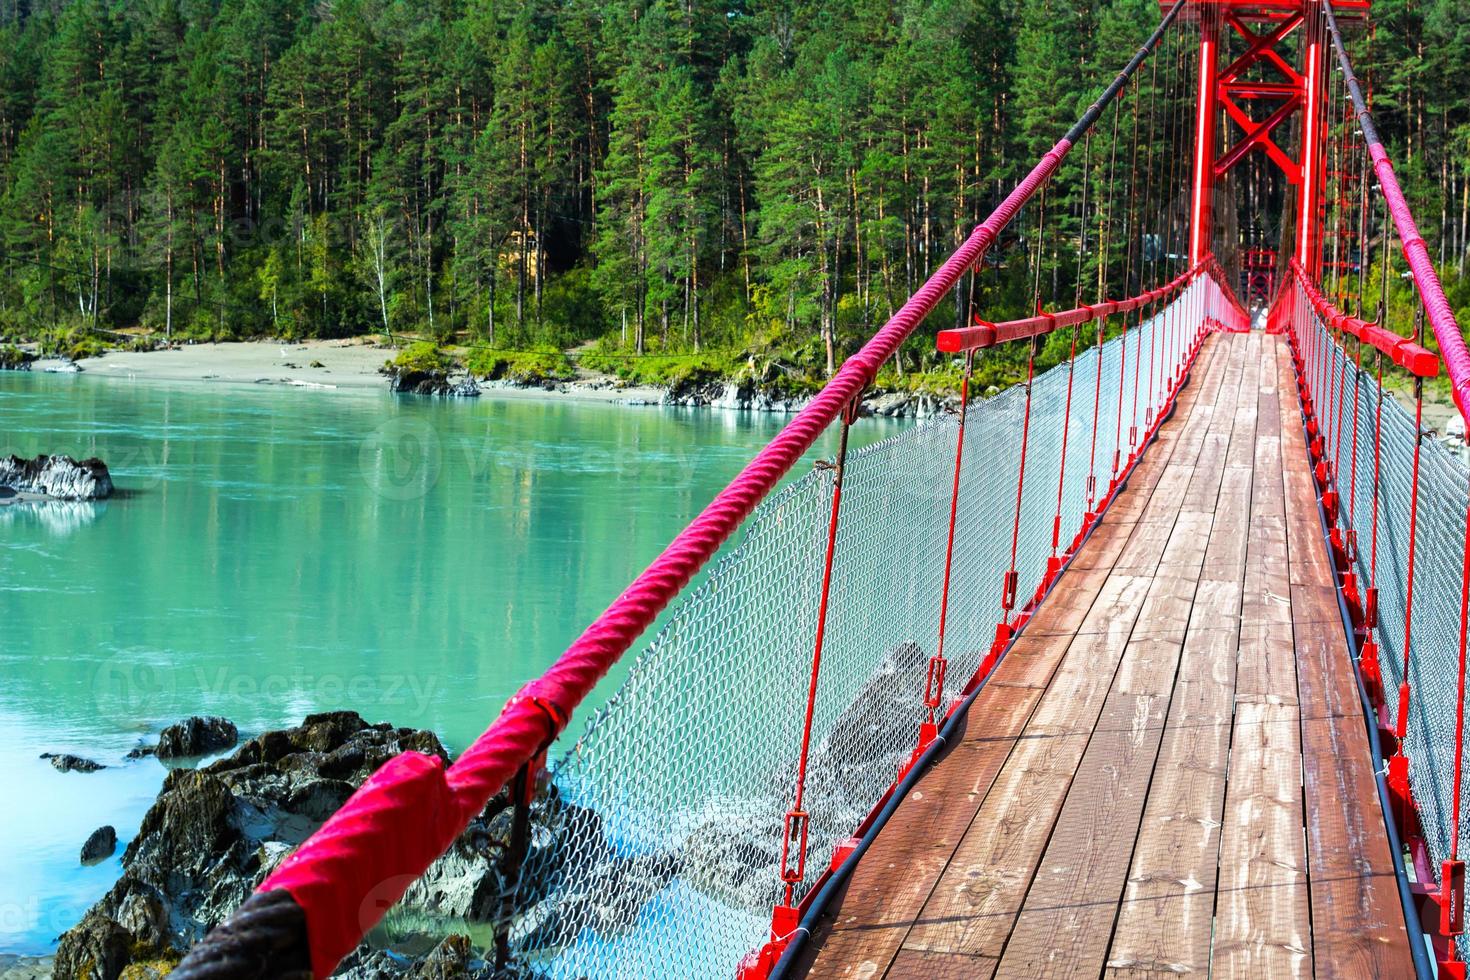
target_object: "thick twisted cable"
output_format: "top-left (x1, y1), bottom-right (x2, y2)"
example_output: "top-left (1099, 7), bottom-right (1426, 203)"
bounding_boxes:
top-left (176, 4), bottom-right (1190, 976)
top-left (173, 145), bottom-right (1064, 980)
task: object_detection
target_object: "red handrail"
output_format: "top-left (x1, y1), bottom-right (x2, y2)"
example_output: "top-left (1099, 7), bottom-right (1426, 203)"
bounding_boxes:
top-left (937, 262), bottom-right (1205, 353)
top-left (1289, 258), bottom-right (1440, 377)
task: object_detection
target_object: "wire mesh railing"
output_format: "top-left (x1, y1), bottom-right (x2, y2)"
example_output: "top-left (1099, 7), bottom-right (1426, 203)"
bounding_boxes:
top-left (511, 275), bottom-right (1228, 979)
top-left (1284, 266), bottom-right (1468, 968)
top-left (167, 6), bottom-right (1220, 978)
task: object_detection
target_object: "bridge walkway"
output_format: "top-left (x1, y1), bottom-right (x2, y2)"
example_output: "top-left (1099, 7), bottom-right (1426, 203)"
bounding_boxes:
top-left (797, 332), bottom-right (1414, 978)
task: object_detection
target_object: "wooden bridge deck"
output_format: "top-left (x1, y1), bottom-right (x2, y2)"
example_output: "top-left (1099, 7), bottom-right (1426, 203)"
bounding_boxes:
top-left (797, 333), bottom-right (1415, 978)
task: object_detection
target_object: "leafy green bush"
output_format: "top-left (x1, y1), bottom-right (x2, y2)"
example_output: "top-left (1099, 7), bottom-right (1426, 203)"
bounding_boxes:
top-left (38, 327), bottom-right (108, 361)
top-left (580, 349), bottom-right (738, 387)
top-left (384, 341), bottom-right (456, 376)
top-left (0, 344), bottom-right (35, 369)
top-left (465, 347), bottom-right (573, 384)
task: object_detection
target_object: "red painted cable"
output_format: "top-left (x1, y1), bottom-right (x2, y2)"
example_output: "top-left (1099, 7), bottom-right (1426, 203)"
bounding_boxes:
top-left (1130, 305), bottom-right (1144, 452)
top-left (1113, 311), bottom-right (1129, 482)
top-left (781, 410), bottom-right (855, 907)
top-left (1146, 296), bottom-right (1158, 434)
top-left (1371, 353), bottom-right (1384, 596)
top-left (1087, 317), bottom-right (1106, 514)
top-left (1052, 329), bottom-right (1080, 559)
top-left (931, 355), bottom-right (973, 710)
top-left (1005, 342), bottom-right (1038, 620)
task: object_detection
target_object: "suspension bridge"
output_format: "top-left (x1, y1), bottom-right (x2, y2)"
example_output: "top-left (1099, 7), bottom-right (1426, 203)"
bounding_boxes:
top-left (172, 0), bottom-right (1470, 977)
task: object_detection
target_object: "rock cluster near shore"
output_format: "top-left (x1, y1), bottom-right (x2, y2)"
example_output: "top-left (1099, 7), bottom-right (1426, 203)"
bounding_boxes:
top-left (53, 711), bottom-right (545, 980)
top-left (0, 454), bottom-right (113, 501)
top-left (155, 715), bottom-right (238, 759)
top-left (41, 752), bottom-right (107, 773)
top-left (382, 363), bottom-right (481, 398)
top-left (1, 344), bottom-right (37, 370)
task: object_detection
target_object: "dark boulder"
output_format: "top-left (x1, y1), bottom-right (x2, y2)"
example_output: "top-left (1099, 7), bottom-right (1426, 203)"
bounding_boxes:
top-left (81, 826), bottom-right (118, 864)
top-left (53, 909), bottom-right (134, 980)
top-left (42, 753), bottom-right (106, 773)
top-left (155, 715), bottom-right (238, 759)
top-left (0, 345), bottom-right (35, 371)
top-left (336, 933), bottom-right (493, 979)
top-left (54, 711), bottom-right (545, 980)
top-left (385, 369), bottom-right (479, 397)
top-left (0, 455), bottom-right (113, 501)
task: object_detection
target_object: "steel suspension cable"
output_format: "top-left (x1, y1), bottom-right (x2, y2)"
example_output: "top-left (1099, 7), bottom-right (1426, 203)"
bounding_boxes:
top-left (1050, 129), bottom-right (1096, 563)
top-left (176, 4), bottom-right (1195, 979)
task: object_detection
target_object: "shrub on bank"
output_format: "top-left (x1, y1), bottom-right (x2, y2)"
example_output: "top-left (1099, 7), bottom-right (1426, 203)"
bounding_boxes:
top-left (465, 347), bottom-right (573, 385)
top-left (386, 341), bottom-right (456, 376)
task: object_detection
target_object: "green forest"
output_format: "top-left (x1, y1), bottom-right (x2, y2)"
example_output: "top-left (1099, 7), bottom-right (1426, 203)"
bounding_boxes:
top-left (0, 0), bottom-right (1467, 387)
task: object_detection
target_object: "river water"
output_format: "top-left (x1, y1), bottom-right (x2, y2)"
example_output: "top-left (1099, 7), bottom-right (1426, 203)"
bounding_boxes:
top-left (0, 372), bottom-right (899, 954)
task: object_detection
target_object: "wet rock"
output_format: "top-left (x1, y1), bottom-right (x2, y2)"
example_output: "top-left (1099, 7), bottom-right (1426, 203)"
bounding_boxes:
top-left (863, 390), bottom-right (915, 417)
top-left (126, 744), bottom-right (156, 760)
top-left (335, 933), bottom-right (497, 979)
top-left (387, 370), bottom-right (480, 397)
top-left (0, 455), bottom-right (113, 500)
top-left (55, 711), bottom-right (541, 980)
top-left (0, 345), bottom-right (35, 371)
top-left (42, 753), bottom-right (106, 773)
top-left (661, 368), bottom-right (726, 408)
top-left (663, 374), bottom-right (811, 413)
top-left (54, 909), bottom-right (134, 980)
top-left (82, 825), bottom-right (118, 864)
top-left (155, 715), bottom-right (239, 759)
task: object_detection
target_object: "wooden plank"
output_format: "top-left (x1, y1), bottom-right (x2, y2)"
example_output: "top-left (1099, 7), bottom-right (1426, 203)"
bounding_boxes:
top-left (1104, 628), bottom-right (1236, 978)
top-left (1211, 700), bottom-right (1312, 978)
top-left (1200, 465), bottom-right (1253, 581)
top-left (995, 690), bottom-right (1172, 977)
top-left (1214, 339), bottom-right (1311, 976)
top-left (1104, 369), bottom-right (1244, 974)
top-left (996, 393), bottom-right (1219, 975)
top-left (803, 334), bottom-right (1416, 980)
top-left (1281, 327), bottom-right (1415, 977)
top-left (899, 577), bottom-right (1152, 964)
top-left (886, 948), bottom-right (998, 978)
top-left (801, 684), bottom-right (1045, 978)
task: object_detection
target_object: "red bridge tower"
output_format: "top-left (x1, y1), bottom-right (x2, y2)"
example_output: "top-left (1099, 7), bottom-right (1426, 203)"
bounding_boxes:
top-left (1180, 0), bottom-right (1370, 281)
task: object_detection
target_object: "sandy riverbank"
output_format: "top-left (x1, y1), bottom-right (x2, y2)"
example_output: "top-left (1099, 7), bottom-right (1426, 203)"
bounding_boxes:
top-left (23, 339), bottom-right (670, 405)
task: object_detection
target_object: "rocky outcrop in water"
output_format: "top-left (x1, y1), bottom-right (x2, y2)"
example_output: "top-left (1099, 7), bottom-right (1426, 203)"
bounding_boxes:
top-left (385, 368), bottom-right (480, 397)
top-left (42, 752), bottom-right (106, 773)
top-left (861, 390), bottom-right (951, 418)
top-left (511, 641), bottom-right (935, 958)
top-left (155, 715), bottom-right (239, 759)
top-left (0, 454), bottom-right (113, 500)
top-left (82, 826), bottom-right (117, 864)
top-left (53, 711), bottom-right (551, 980)
top-left (1, 345), bottom-right (36, 370)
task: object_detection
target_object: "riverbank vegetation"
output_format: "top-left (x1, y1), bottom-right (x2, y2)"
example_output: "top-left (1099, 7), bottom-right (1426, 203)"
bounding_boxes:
top-left (0, 0), bottom-right (1467, 395)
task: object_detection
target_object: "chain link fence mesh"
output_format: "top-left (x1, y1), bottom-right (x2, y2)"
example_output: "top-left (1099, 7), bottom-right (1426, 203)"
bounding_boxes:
top-left (509, 283), bottom-right (1213, 979)
top-left (1296, 290), bottom-right (1470, 959)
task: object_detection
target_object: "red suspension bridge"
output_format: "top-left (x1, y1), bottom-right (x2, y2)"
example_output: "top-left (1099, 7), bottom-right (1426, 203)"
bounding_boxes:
top-left (175, 1), bottom-right (1470, 977)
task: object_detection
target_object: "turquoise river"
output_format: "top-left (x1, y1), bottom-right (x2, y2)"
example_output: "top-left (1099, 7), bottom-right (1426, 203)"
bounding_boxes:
top-left (0, 371), bottom-right (900, 954)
